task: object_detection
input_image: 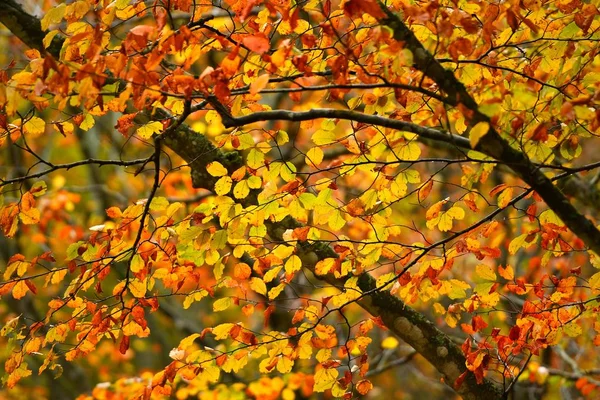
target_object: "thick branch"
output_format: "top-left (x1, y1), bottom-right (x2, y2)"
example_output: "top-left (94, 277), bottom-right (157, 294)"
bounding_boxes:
top-left (0, 0), bottom-right (61, 56)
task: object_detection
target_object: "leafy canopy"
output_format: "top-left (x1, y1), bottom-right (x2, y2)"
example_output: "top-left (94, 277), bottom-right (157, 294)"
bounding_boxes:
top-left (0, 0), bottom-right (600, 399)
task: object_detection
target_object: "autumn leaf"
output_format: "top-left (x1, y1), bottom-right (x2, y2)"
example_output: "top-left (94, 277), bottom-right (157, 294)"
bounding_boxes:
top-left (250, 74), bottom-right (270, 95)
top-left (23, 117), bottom-right (46, 136)
top-left (469, 122), bottom-right (490, 148)
top-left (136, 121), bottom-right (163, 139)
top-left (242, 34), bottom-right (270, 54)
top-left (2, 1), bottom-right (600, 398)
top-left (343, 0), bottom-right (385, 19)
top-left (213, 297), bottom-right (232, 312)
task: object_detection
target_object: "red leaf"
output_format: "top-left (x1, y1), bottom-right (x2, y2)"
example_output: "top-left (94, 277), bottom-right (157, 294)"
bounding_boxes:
top-left (472, 316), bottom-right (488, 333)
top-left (119, 335), bottom-right (130, 354)
top-left (509, 326), bottom-right (520, 341)
top-left (343, 0), bottom-right (385, 19)
top-left (24, 279), bottom-right (37, 295)
top-left (454, 371), bottom-right (468, 390)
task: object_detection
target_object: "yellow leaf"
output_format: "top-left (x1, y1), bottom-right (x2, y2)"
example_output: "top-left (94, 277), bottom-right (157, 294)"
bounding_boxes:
top-left (207, 162), bottom-right (228, 177)
top-left (183, 289), bottom-right (208, 309)
top-left (437, 206), bottom-right (464, 232)
top-left (476, 264), bottom-right (496, 281)
top-left (433, 302), bottom-right (446, 315)
top-left (331, 383), bottom-right (346, 398)
top-left (130, 254), bottom-right (144, 273)
top-left (6, 363), bottom-right (32, 389)
top-left (497, 187), bottom-right (513, 208)
top-left (200, 365), bottom-right (221, 382)
top-left (447, 279), bottom-right (469, 299)
top-left (247, 175), bottom-right (262, 189)
top-left (276, 356), bottom-right (293, 373)
top-left (213, 297), bottom-right (232, 312)
top-left (136, 121), bottom-right (163, 139)
top-left (306, 147), bottom-right (324, 167)
top-left (80, 113), bottom-right (95, 131)
top-left (66, 1), bottom-right (90, 20)
top-left (446, 206), bottom-right (465, 220)
top-left (268, 284), bottom-right (285, 300)
top-left (129, 278), bottom-right (147, 298)
top-left (264, 266), bottom-right (282, 283)
top-left (233, 180), bottom-right (250, 199)
top-left (312, 129), bottom-right (336, 145)
top-left (247, 149), bottom-right (264, 169)
top-left (499, 265), bottom-right (514, 280)
top-left (179, 333), bottom-right (201, 349)
top-left (375, 272), bottom-right (396, 291)
top-left (469, 121), bottom-right (490, 148)
top-left (149, 197), bottom-right (169, 211)
top-left (563, 323), bottom-right (582, 338)
top-left (275, 130), bottom-right (288, 145)
top-left (41, 3), bottom-right (66, 30)
top-left (212, 323), bottom-right (234, 340)
top-left (397, 141), bottom-right (421, 161)
top-left (314, 368), bottom-right (339, 392)
top-left (250, 277), bottom-right (267, 295)
top-left (314, 258), bottom-right (335, 275)
top-left (589, 272), bottom-right (600, 291)
top-left (43, 30), bottom-right (61, 49)
top-left (215, 176), bottom-right (232, 195)
top-left (23, 117), bottom-right (46, 136)
top-left (285, 255), bottom-right (302, 274)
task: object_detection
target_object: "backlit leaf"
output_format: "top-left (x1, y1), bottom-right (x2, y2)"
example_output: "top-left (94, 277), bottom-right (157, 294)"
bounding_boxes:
top-left (136, 121), bottom-right (163, 139)
top-left (469, 122), bottom-right (490, 148)
top-left (207, 162), bottom-right (228, 177)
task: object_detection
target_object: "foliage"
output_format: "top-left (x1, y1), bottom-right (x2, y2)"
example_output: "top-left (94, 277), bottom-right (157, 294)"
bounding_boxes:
top-left (0, 0), bottom-right (600, 399)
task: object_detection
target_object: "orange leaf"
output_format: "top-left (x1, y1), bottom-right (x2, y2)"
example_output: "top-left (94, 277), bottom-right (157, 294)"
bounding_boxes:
top-left (418, 180), bottom-right (433, 203)
top-left (250, 74), bottom-right (270, 95)
top-left (242, 34), bottom-right (270, 54)
top-left (234, 263), bottom-right (251, 280)
top-left (12, 280), bottom-right (29, 299)
top-left (356, 379), bottom-right (373, 395)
